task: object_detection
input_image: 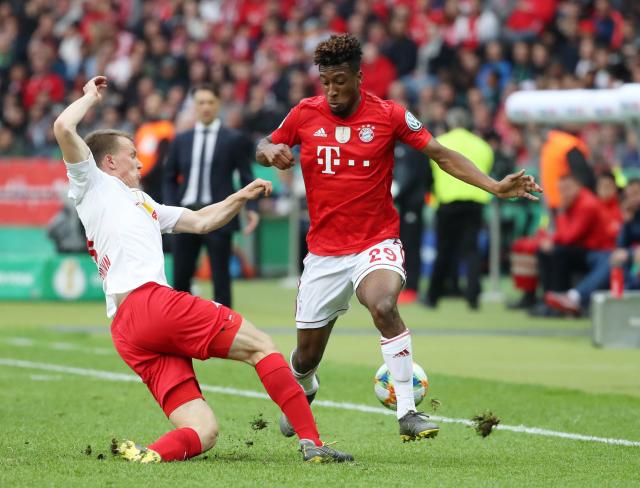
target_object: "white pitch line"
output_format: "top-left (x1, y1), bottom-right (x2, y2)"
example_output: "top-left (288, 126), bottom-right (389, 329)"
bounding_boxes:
top-left (5, 337), bottom-right (113, 356)
top-left (50, 342), bottom-right (113, 355)
top-left (0, 358), bottom-right (639, 448)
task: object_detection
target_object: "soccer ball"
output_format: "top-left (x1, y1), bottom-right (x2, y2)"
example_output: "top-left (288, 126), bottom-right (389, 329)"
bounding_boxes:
top-left (373, 362), bottom-right (429, 410)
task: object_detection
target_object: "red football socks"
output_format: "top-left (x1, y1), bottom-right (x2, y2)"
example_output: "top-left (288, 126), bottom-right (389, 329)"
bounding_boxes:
top-left (148, 427), bottom-right (202, 461)
top-left (256, 353), bottom-right (322, 446)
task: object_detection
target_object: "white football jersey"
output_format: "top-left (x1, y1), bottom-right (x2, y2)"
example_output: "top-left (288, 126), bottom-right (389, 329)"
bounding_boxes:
top-left (66, 154), bottom-right (184, 317)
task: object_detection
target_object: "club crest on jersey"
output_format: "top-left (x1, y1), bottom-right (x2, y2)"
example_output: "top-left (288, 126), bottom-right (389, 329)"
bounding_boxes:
top-left (405, 111), bottom-right (423, 131)
top-left (335, 126), bottom-right (351, 143)
top-left (358, 124), bottom-right (375, 143)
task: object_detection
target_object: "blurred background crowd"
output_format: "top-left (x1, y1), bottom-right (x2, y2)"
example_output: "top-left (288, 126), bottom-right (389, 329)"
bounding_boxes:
top-left (1, 0), bottom-right (639, 168)
top-left (2, 0), bottom-right (640, 316)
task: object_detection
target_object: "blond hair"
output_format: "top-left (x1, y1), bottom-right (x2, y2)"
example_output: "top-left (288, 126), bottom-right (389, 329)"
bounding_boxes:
top-left (84, 129), bottom-right (133, 167)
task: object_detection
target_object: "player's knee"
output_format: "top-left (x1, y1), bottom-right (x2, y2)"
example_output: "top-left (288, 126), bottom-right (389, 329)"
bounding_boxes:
top-left (245, 330), bottom-right (278, 366)
top-left (195, 418), bottom-right (219, 452)
top-left (196, 407), bottom-right (219, 451)
top-left (369, 296), bottom-right (397, 322)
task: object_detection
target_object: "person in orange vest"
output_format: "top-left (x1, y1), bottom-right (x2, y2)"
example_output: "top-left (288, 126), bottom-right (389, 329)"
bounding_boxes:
top-left (134, 92), bottom-right (175, 202)
top-left (540, 129), bottom-right (595, 210)
top-left (509, 129), bottom-right (595, 310)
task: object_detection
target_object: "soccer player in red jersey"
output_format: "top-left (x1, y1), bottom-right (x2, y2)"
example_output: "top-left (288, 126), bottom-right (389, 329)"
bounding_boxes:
top-left (53, 76), bottom-right (353, 463)
top-left (256, 34), bottom-right (542, 441)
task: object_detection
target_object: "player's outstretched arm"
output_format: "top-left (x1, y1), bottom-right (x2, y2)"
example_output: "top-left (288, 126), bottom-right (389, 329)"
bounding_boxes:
top-left (53, 76), bottom-right (108, 164)
top-left (173, 179), bottom-right (272, 234)
top-left (422, 138), bottom-right (542, 201)
top-left (256, 136), bottom-right (296, 170)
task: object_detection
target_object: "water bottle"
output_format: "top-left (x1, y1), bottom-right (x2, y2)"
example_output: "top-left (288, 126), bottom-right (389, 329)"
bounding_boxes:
top-left (610, 267), bottom-right (624, 299)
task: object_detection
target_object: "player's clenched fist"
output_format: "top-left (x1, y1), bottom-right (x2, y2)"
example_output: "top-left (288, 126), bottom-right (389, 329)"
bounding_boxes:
top-left (263, 143), bottom-right (295, 170)
top-left (241, 178), bottom-right (273, 200)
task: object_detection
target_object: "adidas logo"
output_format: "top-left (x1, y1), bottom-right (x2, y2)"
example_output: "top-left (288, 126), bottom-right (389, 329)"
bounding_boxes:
top-left (313, 127), bottom-right (327, 137)
top-left (393, 349), bottom-right (411, 358)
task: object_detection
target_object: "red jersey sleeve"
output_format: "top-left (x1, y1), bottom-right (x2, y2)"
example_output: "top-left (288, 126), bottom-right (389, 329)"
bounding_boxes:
top-left (270, 104), bottom-right (302, 147)
top-left (391, 102), bottom-right (432, 150)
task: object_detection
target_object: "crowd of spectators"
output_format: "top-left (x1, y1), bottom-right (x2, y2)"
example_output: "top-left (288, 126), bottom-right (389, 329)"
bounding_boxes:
top-left (1, 0), bottom-right (639, 176)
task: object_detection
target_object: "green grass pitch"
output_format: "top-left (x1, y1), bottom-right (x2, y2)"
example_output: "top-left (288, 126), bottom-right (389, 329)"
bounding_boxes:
top-left (0, 279), bottom-right (639, 487)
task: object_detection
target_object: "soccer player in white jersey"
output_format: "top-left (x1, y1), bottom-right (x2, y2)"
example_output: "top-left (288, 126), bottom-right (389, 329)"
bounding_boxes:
top-left (53, 76), bottom-right (353, 464)
top-left (256, 34), bottom-right (542, 441)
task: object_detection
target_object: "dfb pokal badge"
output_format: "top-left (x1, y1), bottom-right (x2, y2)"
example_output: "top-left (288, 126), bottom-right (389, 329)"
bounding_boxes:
top-left (358, 124), bottom-right (375, 143)
top-left (335, 126), bottom-right (351, 143)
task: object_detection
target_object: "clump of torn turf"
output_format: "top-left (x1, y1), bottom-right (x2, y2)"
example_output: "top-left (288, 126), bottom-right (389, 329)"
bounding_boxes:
top-left (250, 413), bottom-right (268, 430)
top-left (245, 440), bottom-right (254, 447)
top-left (110, 438), bottom-right (119, 455)
top-left (84, 445), bottom-right (92, 456)
top-left (471, 412), bottom-right (501, 437)
top-left (430, 398), bottom-right (442, 412)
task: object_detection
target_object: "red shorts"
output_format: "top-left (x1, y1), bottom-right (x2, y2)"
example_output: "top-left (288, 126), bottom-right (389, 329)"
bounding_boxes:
top-left (111, 282), bottom-right (243, 416)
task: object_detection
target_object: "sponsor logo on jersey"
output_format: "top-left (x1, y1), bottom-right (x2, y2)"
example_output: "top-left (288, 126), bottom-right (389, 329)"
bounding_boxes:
top-left (405, 111), bottom-right (423, 131)
top-left (358, 124), bottom-right (375, 143)
top-left (313, 127), bottom-right (328, 137)
top-left (335, 126), bottom-right (351, 143)
top-left (317, 146), bottom-right (371, 174)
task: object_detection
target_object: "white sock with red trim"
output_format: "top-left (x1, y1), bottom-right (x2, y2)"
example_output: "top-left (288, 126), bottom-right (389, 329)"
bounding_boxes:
top-left (289, 350), bottom-right (319, 397)
top-left (380, 329), bottom-right (415, 419)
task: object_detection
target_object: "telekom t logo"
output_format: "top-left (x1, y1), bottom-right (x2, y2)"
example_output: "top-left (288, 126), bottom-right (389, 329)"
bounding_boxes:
top-left (317, 146), bottom-right (370, 175)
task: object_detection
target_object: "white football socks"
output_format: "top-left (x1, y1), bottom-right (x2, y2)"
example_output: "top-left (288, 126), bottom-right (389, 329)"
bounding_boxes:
top-left (380, 329), bottom-right (415, 419)
top-left (289, 349), bottom-right (319, 397)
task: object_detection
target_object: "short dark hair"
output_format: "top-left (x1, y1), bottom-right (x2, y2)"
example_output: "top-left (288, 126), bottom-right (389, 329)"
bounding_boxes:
top-left (313, 34), bottom-right (362, 71)
top-left (84, 129), bottom-right (133, 167)
top-left (190, 82), bottom-right (220, 98)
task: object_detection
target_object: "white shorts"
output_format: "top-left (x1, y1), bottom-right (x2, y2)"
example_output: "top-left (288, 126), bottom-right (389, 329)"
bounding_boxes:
top-left (296, 238), bottom-right (406, 329)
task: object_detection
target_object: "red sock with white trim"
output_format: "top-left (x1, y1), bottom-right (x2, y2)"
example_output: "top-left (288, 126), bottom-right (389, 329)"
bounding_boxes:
top-left (380, 329), bottom-right (415, 419)
top-left (256, 352), bottom-right (322, 446)
top-left (148, 427), bottom-right (202, 461)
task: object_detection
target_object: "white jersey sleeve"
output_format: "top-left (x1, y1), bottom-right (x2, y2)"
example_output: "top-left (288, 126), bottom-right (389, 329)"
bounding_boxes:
top-left (134, 191), bottom-right (185, 234)
top-left (65, 153), bottom-right (107, 202)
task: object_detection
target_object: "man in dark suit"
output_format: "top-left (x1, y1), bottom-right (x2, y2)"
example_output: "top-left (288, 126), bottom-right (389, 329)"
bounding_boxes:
top-left (164, 83), bottom-right (259, 307)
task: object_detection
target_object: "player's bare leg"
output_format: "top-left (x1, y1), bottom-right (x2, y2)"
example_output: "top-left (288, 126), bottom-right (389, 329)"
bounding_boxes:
top-left (280, 320), bottom-right (335, 437)
top-left (117, 394), bottom-right (218, 463)
top-left (293, 319), bottom-right (336, 374)
top-left (357, 269), bottom-right (439, 441)
top-left (228, 319), bottom-right (352, 462)
top-left (169, 399), bottom-right (219, 451)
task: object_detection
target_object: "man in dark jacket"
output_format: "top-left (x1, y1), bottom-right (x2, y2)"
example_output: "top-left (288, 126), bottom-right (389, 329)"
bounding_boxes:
top-left (164, 84), bottom-right (258, 307)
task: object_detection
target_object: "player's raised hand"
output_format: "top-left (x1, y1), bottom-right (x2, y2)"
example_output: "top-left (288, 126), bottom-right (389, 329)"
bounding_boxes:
top-left (495, 169), bottom-right (543, 201)
top-left (241, 178), bottom-right (273, 200)
top-left (266, 143), bottom-right (296, 170)
top-left (83, 76), bottom-right (108, 102)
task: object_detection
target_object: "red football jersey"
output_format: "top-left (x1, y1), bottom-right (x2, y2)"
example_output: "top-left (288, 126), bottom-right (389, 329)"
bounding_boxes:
top-left (270, 89), bottom-right (432, 255)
